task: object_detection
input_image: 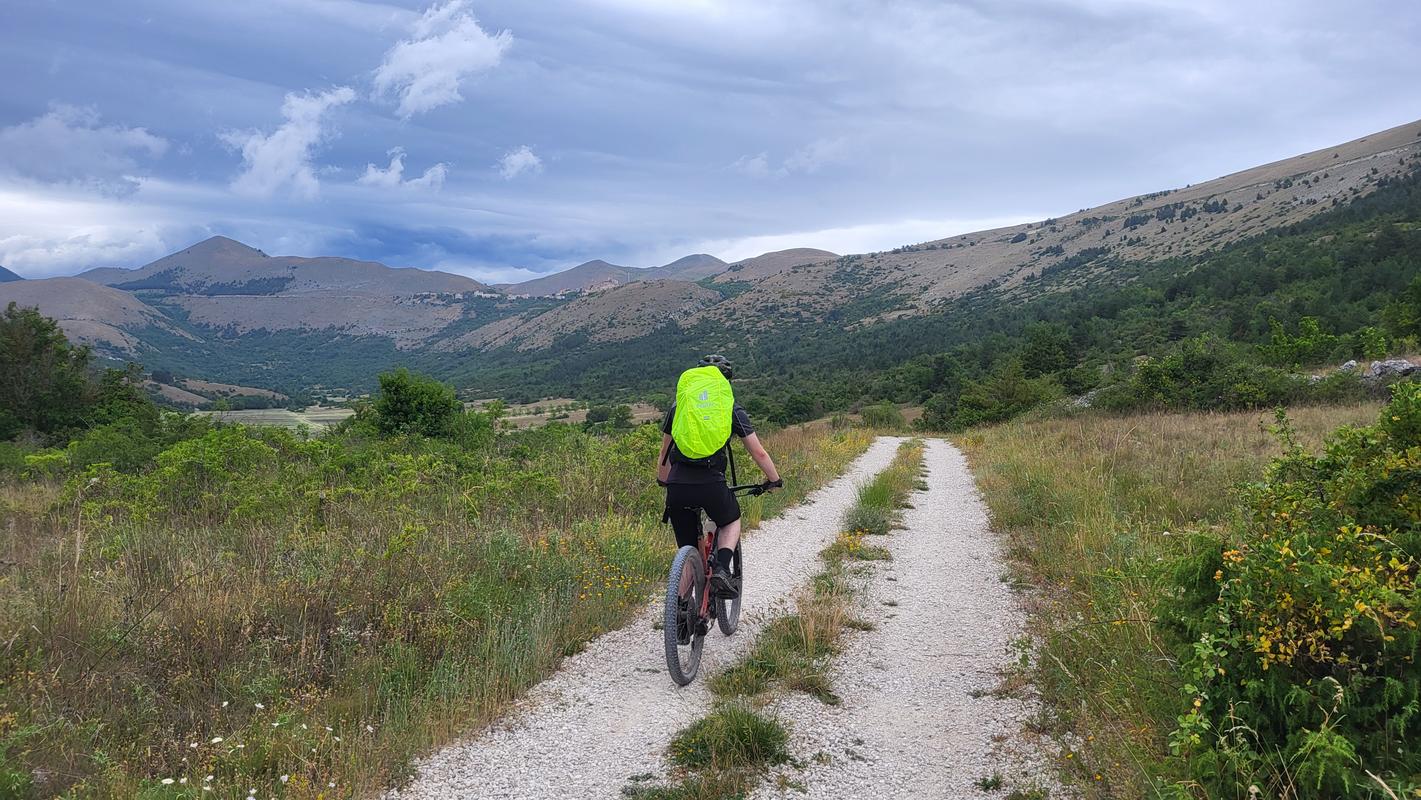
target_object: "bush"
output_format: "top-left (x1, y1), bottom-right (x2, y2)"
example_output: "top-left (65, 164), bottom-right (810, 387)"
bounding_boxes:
top-left (1163, 385), bottom-right (1421, 797)
top-left (842, 503), bottom-right (892, 536)
top-left (373, 368), bottom-right (463, 438)
top-left (66, 419), bottom-right (163, 473)
top-left (860, 402), bottom-right (904, 429)
top-left (1097, 336), bottom-right (1302, 413)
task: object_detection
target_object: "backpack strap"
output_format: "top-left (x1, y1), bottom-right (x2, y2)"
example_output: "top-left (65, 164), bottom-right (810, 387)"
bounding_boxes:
top-left (727, 438), bottom-right (738, 486)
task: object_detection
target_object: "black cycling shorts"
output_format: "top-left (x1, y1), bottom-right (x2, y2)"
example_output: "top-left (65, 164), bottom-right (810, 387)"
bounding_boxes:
top-left (664, 482), bottom-right (741, 550)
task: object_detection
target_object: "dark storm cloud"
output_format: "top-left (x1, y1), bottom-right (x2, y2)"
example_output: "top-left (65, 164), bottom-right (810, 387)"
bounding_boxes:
top-left (1, 0), bottom-right (1418, 279)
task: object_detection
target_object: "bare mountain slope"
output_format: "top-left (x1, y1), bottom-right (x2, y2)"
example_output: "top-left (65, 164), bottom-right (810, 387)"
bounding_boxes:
top-left (495, 260), bottom-right (638, 297)
top-left (81, 236), bottom-right (489, 296)
top-left (0, 266), bottom-right (21, 282)
top-left (643, 253), bottom-right (727, 281)
top-left (714, 248), bottom-right (839, 283)
top-left (76, 236), bottom-right (498, 345)
top-left (0, 277), bottom-right (188, 355)
top-left (496, 254), bottom-right (729, 297)
top-left (443, 279), bottom-right (721, 351)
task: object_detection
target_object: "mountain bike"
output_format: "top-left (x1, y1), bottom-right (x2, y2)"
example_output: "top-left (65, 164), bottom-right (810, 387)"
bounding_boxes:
top-left (663, 482), bottom-right (771, 686)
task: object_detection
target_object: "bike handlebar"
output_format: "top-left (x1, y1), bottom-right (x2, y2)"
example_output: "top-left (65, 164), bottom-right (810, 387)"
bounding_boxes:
top-left (656, 480), bottom-right (782, 495)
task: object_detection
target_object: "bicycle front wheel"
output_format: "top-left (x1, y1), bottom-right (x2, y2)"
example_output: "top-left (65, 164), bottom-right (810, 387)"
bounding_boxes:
top-left (664, 545), bottom-right (706, 686)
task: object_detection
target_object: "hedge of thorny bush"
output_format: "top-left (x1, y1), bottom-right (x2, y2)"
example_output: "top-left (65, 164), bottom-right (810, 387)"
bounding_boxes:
top-left (1163, 382), bottom-right (1421, 798)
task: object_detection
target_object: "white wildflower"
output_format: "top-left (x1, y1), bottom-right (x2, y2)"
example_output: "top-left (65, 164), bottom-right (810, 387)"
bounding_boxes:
top-left (161, 778), bottom-right (175, 785)
top-left (255, 703), bottom-right (265, 709)
top-left (280, 775), bottom-right (289, 784)
top-left (210, 737), bottom-right (223, 744)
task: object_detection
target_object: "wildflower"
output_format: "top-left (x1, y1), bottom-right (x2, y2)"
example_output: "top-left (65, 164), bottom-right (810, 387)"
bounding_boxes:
top-left (222, 701), bottom-right (229, 707)
top-left (255, 703), bottom-right (265, 709)
top-left (280, 775), bottom-right (289, 784)
top-left (206, 775), bottom-right (214, 782)
top-left (162, 778), bottom-right (175, 785)
top-left (180, 778), bottom-right (188, 785)
top-left (366, 724), bottom-right (375, 732)
top-left (211, 737), bottom-right (224, 744)
top-left (190, 742), bottom-right (199, 749)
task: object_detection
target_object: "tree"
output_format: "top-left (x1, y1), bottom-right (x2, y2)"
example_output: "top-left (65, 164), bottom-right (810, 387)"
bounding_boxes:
top-left (1019, 322), bottom-right (1075, 378)
top-left (585, 404), bottom-right (613, 424)
top-left (0, 303), bottom-right (94, 440)
top-left (372, 368), bottom-right (462, 438)
top-left (610, 404), bottom-right (634, 429)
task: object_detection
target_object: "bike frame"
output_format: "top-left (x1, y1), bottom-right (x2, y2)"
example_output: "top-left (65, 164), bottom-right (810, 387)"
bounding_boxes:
top-left (693, 482), bottom-right (762, 619)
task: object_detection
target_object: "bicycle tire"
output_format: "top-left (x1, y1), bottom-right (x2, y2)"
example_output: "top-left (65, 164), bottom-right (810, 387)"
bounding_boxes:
top-left (664, 545), bottom-right (706, 686)
top-left (716, 544), bottom-right (743, 636)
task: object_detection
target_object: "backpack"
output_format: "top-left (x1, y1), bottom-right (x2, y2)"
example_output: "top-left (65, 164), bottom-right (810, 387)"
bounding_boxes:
top-left (670, 366), bottom-right (735, 463)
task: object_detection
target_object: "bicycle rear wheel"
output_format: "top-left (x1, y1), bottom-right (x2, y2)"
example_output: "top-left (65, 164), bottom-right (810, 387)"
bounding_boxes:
top-left (716, 543), bottom-right (743, 635)
top-left (664, 545), bottom-right (707, 686)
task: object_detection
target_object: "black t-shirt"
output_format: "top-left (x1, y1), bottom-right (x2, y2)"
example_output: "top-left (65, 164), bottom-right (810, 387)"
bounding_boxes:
top-left (661, 402), bottom-right (755, 484)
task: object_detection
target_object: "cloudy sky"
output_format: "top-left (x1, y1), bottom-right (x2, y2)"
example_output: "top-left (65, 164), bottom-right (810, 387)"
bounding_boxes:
top-left (2, 0), bottom-right (1419, 283)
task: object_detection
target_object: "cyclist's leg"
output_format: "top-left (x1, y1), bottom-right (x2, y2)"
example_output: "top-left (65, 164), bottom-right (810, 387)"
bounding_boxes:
top-left (703, 483), bottom-right (742, 558)
top-left (665, 486), bottom-right (704, 597)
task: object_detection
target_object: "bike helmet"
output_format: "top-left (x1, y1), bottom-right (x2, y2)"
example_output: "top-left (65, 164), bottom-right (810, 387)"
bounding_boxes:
top-left (698, 354), bottom-right (733, 379)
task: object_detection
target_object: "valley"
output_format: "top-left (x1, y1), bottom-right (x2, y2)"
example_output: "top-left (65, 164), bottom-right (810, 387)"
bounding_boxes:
top-left (4, 119), bottom-right (1419, 411)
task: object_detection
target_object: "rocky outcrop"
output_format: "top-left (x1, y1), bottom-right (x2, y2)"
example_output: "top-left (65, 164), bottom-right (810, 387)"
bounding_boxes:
top-left (1366, 359), bottom-right (1418, 380)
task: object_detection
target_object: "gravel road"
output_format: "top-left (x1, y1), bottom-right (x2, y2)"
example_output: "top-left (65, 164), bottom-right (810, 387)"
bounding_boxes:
top-left (387, 436), bottom-right (907, 800)
top-left (751, 438), bottom-right (1055, 799)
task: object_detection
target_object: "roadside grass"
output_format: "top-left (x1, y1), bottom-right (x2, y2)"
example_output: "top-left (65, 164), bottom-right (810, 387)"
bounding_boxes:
top-left (959, 402), bottom-right (1381, 797)
top-left (0, 424), bottom-right (871, 799)
top-left (668, 702), bottom-right (791, 771)
top-left (633, 438), bottom-right (927, 800)
top-left (844, 439), bottom-right (925, 535)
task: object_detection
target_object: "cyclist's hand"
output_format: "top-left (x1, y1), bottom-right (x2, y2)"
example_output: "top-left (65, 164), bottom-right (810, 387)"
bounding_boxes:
top-left (762, 478), bottom-right (784, 492)
top-left (657, 478), bottom-right (669, 487)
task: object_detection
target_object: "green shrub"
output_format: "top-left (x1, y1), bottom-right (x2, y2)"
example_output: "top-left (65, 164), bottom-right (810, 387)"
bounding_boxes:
top-left (842, 503), bottom-right (892, 535)
top-left (66, 419), bottom-right (163, 473)
top-left (860, 402), bottom-right (904, 429)
top-left (372, 368), bottom-right (462, 438)
top-left (1097, 336), bottom-right (1303, 413)
top-left (1163, 384), bottom-right (1421, 797)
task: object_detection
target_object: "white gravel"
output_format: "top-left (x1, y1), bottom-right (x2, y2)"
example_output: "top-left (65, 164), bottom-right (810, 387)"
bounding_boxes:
top-left (386, 436), bottom-right (907, 800)
top-left (751, 438), bottom-right (1057, 799)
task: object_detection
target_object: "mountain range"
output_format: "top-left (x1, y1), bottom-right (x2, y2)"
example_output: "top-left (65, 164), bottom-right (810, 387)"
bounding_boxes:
top-left (3, 117), bottom-right (1420, 396)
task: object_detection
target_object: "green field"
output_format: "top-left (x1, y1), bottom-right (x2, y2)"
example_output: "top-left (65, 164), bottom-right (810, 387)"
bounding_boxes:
top-left (193, 405), bottom-right (355, 430)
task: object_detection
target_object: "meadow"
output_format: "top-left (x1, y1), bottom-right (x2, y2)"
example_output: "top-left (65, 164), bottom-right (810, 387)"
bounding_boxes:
top-left (963, 398), bottom-right (1418, 798)
top-left (0, 410), bottom-right (870, 799)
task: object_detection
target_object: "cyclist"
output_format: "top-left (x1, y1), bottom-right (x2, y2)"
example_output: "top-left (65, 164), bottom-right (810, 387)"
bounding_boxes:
top-left (657, 354), bottom-right (782, 600)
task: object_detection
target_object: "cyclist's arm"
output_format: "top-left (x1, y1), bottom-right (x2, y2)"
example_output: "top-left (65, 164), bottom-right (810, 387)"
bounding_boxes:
top-left (742, 433), bottom-right (780, 483)
top-left (657, 434), bottom-right (673, 483)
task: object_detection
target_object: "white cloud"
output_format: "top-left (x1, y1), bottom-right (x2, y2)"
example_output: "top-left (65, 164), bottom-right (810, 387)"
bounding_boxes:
top-left (732, 138), bottom-right (848, 179)
top-left (357, 147), bottom-right (448, 189)
top-left (732, 152), bottom-right (770, 178)
top-left (223, 87), bottom-right (356, 199)
top-left (782, 137), bottom-right (846, 174)
top-left (0, 105), bottom-right (167, 194)
top-left (373, 0), bottom-right (512, 118)
top-left (497, 145), bottom-right (542, 179)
